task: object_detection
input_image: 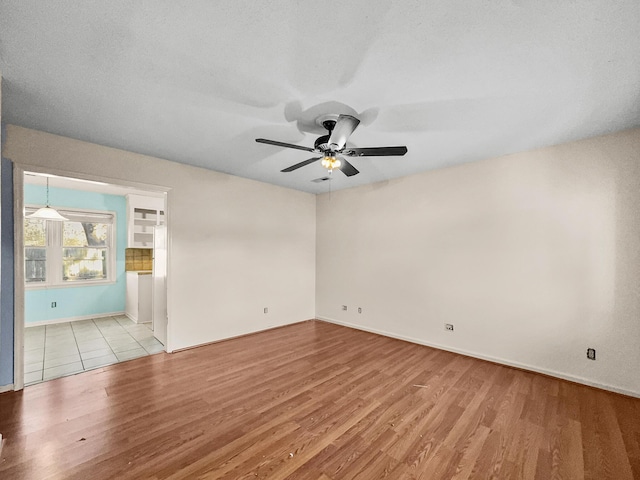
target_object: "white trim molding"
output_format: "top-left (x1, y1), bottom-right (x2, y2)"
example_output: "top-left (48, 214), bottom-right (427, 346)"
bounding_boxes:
top-left (13, 164), bottom-right (25, 391)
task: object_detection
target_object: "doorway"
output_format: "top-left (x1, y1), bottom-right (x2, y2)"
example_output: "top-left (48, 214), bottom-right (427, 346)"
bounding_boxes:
top-left (16, 169), bottom-right (170, 387)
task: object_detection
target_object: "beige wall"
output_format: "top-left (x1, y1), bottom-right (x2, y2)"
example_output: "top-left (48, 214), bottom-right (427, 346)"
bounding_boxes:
top-left (317, 128), bottom-right (640, 396)
top-left (4, 125), bottom-right (316, 351)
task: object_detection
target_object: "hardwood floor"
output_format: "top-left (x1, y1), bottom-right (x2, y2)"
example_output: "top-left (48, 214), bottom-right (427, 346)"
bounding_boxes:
top-left (0, 320), bottom-right (638, 479)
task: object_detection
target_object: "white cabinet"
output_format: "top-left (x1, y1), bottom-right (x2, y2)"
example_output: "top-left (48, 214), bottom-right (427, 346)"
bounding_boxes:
top-left (125, 272), bottom-right (152, 323)
top-left (126, 194), bottom-right (165, 248)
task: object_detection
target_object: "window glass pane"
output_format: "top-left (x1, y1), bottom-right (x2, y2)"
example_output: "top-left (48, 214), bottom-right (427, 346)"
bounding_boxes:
top-left (25, 247), bottom-right (47, 283)
top-left (25, 218), bottom-right (46, 247)
top-left (63, 248), bottom-right (107, 281)
top-left (63, 222), bottom-right (109, 247)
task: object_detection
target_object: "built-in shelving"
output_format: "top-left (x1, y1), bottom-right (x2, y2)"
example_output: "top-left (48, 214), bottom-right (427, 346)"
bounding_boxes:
top-left (126, 195), bottom-right (165, 248)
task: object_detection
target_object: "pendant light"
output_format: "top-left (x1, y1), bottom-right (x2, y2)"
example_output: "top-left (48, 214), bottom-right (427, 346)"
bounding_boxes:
top-left (26, 177), bottom-right (68, 221)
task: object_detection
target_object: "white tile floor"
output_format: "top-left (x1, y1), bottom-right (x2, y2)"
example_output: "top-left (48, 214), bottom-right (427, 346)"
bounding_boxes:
top-left (24, 315), bottom-right (165, 386)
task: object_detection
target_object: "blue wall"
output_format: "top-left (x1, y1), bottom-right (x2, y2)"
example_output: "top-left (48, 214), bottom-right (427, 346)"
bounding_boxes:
top-left (24, 185), bottom-right (127, 324)
top-left (1, 156), bottom-right (15, 387)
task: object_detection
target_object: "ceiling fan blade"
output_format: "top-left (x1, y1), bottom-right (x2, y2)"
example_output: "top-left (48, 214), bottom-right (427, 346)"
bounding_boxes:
top-left (281, 157), bottom-right (322, 173)
top-left (256, 138), bottom-right (315, 153)
top-left (339, 158), bottom-right (359, 177)
top-left (328, 115), bottom-right (360, 151)
top-left (343, 146), bottom-right (408, 157)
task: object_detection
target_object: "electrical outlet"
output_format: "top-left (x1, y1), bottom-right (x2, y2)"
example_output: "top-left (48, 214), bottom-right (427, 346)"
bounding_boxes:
top-left (263, 307), bottom-right (268, 314)
top-left (358, 307), bottom-right (362, 314)
top-left (342, 305), bottom-right (347, 311)
top-left (445, 324), bottom-right (454, 331)
top-left (51, 302), bottom-right (57, 308)
top-left (587, 348), bottom-right (596, 360)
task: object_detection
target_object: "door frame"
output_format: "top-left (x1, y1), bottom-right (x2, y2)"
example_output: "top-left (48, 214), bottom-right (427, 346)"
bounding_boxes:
top-left (13, 163), bottom-right (172, 391)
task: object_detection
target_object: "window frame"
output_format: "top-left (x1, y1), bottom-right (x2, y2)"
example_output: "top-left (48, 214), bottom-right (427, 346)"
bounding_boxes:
top-left (24, 205), bottom-right (117, 289)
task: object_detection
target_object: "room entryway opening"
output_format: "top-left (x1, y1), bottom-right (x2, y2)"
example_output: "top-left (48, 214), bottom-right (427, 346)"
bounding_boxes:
top-left (17, 170), bottom-right (170, 387)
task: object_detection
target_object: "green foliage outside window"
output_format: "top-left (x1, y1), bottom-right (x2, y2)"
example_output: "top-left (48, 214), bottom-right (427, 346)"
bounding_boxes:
top-left (62, 222), bottom-right (109, 280)
top-left (25, 218), bottom-right (46, 246)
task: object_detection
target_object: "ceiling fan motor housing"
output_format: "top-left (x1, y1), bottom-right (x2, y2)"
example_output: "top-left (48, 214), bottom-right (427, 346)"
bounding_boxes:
top-left (321, 119), bottom-right (336, 132)
top-left (314, 134), bottom-right (332, 152)
top-left (314, 119), bottom-right (338, 153)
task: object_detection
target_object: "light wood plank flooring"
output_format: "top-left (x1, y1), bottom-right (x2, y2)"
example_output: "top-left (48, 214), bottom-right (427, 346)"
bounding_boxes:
top-left (0, 320), bottom-right (638, 479)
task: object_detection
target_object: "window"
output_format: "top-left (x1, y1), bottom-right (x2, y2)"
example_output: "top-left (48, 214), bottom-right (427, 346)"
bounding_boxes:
top-left (25, 218), bottom-right (47, 283)
top-left (24, 208), bottom-right (115, 287)
top-left (62, 220), bottom-right (109, 281)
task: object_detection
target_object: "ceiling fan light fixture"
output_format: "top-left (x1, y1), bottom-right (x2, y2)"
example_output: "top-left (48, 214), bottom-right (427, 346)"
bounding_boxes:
top-left (321, 156), bottom-right (341, 171)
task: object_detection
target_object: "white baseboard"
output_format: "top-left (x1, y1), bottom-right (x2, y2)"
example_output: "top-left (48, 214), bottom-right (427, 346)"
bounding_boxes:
top-left (171, 318), bottom-right (312, 353)
top-left (317, 316), bottom-right (640, 399)
top-left (25, 311), bottom-right (126, 328)
top-left (0, 383), bottom-right (15, 393)
top-left (124, 313), bottom-right (150, 324)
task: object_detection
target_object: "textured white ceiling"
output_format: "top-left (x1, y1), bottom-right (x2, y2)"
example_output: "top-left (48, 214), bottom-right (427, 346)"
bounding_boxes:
top-left (2, 1), bottom-right (639, 193)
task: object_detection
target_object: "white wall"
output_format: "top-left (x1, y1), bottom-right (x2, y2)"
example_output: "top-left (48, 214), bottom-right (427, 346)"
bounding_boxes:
top-left (4, 125), bottom-right (316, 351)
top-left (5, 124), bottom-right (640, 396)
top-left (317, 128), bottom-right (640, 397)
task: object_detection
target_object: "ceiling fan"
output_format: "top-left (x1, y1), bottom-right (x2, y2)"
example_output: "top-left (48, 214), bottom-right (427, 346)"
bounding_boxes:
top-left (255, 114), bottom-right (408, 177)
